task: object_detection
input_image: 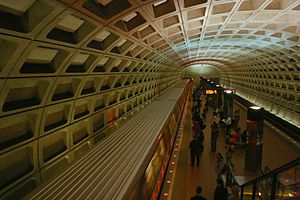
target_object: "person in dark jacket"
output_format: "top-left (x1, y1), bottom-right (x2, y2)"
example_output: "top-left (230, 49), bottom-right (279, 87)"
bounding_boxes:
top-left (210, 121), bottom-right (219, 152)
top-left (213, 178), bottom-right (228, 200)
top-left (189, 136), bottom-right (204, 166)
top-left (191, 186), bottom-right (207, 200)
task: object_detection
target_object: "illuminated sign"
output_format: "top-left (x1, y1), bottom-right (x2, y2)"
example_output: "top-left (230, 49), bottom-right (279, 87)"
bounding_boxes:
top-left (224, 89), bottom-right (235, 94)
top-left (205, 90), bottom-right (217, 94)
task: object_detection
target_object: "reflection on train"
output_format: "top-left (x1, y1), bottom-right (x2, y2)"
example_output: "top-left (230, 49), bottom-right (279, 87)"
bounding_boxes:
top-left (129, 81), bottom-right (189, 200)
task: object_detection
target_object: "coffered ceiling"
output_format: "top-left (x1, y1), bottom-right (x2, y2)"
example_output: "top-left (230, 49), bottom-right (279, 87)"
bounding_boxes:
top-left (0, 1), bottom-right (300, 198)
top-left (69, 0), bottom-right (300, 67)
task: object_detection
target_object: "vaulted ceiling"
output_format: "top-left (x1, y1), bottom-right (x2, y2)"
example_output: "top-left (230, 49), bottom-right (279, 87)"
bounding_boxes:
top-left (0, 1), bottom-right (299, 198)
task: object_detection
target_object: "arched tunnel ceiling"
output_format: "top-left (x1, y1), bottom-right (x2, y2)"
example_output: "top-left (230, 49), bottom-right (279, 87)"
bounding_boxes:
top-left (182, 64), bottom-right (220, 77)
top-left (0, 0), bottom-right (298, 135)
top-left (0, 0), bottom-right (298, 140)
top-left (0, 0), bottom-right (299, 197)
top-left (66, 0), bottom-right (300, 67)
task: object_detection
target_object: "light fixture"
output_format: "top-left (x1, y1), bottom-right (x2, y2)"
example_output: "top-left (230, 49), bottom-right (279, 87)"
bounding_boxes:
top-left (154, 0), bottom-right (167, 6)
top-left (250, 106), bottom-right (261, 110)
top-left (122, 12), bottom-right (137, 22)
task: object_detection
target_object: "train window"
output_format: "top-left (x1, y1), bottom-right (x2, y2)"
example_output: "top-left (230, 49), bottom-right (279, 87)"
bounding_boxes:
top-left (128, 137), bottom-right (167, 200)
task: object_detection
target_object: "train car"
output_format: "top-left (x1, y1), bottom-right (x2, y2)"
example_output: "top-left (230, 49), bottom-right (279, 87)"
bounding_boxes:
top-left (23, 80), bottom-right (190, 200)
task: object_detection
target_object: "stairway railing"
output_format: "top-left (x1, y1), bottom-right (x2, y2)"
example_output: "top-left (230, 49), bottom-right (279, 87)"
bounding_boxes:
top-left (225, 157), bottom-right (300, 200)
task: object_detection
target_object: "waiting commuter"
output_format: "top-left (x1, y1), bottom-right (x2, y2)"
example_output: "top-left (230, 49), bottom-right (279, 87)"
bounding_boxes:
top-left (197, 131), bottom-right (205, 143)
top-left (229, 129), bottom-right (239, 146)
top-left (233, 110), bottom-right (240, 129)
top-left (215, 153), bottom-right (225, 177)
top-left (213, 178), bottom-right (228, 200)
top-left (192, 110), bottom-right (201, 122)
top-left (192, 121), bottom-right (201, 137)
top-left (226, 130), bottom-right (238, 166)
top-left (189, 136), bottom-right (204, 166)
top-left (191, 186), bottom-right (207, 200)
top-left (210, 121), bottom-right (219, 152)
top-left (241, 130), bottom-right (247, 147)
top-left (212, 112), bottom-right (220, 124)
top-left (222, 115), bottom-right (232, 135)
top-left (201, 108), bottom-right (207, 119)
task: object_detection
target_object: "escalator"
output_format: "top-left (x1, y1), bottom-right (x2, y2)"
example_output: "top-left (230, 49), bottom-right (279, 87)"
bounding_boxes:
top-left (225, 158), bottom-right (300, 200)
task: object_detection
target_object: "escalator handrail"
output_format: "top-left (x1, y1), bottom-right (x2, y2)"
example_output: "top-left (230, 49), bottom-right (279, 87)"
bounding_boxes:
top-left (239, 157), bottom-right (300, 187)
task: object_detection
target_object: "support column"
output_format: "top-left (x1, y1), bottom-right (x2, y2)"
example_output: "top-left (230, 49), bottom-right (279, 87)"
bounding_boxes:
top-left (224, 91), bottom-right (233, 117)
top-left (245, 106), bottom-right (264, 172)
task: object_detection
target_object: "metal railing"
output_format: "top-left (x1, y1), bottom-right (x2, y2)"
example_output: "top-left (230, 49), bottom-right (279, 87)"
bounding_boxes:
top-left (225, 158), bottom-right (300, 200)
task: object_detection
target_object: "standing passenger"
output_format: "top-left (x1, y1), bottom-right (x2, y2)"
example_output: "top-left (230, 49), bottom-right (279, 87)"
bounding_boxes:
top-left (192, 121), bottom-right (201, 137)
top-left (210, 121), bottom-right (219, 152)
top-left (222, 115), bottom-right (232, 135)
top-left (233, 110), bottom-right (240, 129)
top-left (191, 186), bottom-right (207, 200)
top-left (213, 178), bottom-right (228, 200)
top-left (189, 136), bottom-right (203, 166)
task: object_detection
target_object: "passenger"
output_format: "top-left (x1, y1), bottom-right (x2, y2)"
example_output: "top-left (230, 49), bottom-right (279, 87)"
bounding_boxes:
top-left (201, 98), bottom-right (207, 119)
top-left (192, 121), bottom-right (201, 137)
top-left (199, 122), bottom-right (206, 131)
top-left (222, 115), bottom-right (232, 135)
top-left (215, 153), bottom-right (225, 177)
top-left (235, 128), bottom-right (242, 146)
top-left (229, 183), bottom-right (240, 200)
top-left (191, 186), bottom-right (207, 200)
top-left (192, 110), bottom-right (201, 122)
top-left (229, 129), bottom-right (239, 145)
top-left (189, 136), bottom-right (204, 166)
top-left (233, 110), bottom-right (240, 129)
top-left (197, 131), bottom-right (205, 143)
top-left (212, 112), bottom-right (220, 124)
top-left (226, 145), bottom-right (235, 167)
top-left (219, 108), bottom-right (224, 120)
top-left (226, 130), bottom-right (238, 166)
top-left (210, 121), bottom-right (219, 152)
top-left (214, 107), bottom-right (219, 114)
top-left (241, 130), bottom-right (247, 147)
top-left (213, 178), bottom-right (228, 200)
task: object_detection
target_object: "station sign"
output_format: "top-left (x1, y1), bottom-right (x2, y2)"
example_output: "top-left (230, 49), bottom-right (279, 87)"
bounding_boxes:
top-left (205, 90), bottom-right (217, 94)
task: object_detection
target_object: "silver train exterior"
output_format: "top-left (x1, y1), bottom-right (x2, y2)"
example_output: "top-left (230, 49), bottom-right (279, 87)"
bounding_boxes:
top-left (26, 80), bottom-right (190, 200)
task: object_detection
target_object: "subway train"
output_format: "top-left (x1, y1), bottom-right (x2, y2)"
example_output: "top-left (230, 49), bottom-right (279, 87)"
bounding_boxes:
top-left (21, 80), bottom-right (190, 200)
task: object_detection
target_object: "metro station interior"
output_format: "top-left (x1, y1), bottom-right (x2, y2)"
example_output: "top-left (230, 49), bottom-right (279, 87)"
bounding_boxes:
top-left (0, 0), bottom-right (299, 199)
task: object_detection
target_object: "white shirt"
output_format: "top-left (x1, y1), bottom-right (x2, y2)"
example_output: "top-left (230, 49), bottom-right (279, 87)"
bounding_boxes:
top-left (222, 117), bottom-right (231, 125)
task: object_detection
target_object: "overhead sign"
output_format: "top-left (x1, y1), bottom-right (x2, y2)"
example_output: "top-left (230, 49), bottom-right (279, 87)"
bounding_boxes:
top-left (206, 90), bottom-right (217, 94)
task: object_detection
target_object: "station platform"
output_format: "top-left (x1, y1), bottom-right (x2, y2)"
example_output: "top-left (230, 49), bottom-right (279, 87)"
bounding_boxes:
top-left (167, 87), bottom-right (300, 200)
